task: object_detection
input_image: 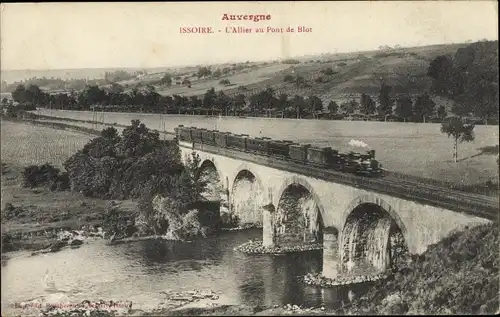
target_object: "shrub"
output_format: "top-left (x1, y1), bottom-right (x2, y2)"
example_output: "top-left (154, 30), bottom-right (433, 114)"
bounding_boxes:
top-left (22, 163), bottom-right (62, 188)
top-left (219, 79), bottom-right (231, 85)
top-left (321, 67), bottom-right (335, 75)
top-left (101, 204), bottom-right (137, 239)
top-left (2, 203), bottom-right (27, 221)
top-left (150, 195), bottom-right (207, 240)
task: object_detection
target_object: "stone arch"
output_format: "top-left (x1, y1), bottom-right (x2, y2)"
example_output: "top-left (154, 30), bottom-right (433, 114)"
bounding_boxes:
top-left (274, 176), bottom-right (326, 217)
top-left (199, 158), bottom-right (226, 202)
top-left (230, 166), bottom-right (267, 226)
top-left (341, 194), bottom-right (408, 239)
top-left (339, 194), bottom-right (410, 275)
top-left (199, 156), bottom-right (226, 185)
top-left (230, 163), bottom-right (267, 200)
top-left (274, 176), bottom-right (326, 246)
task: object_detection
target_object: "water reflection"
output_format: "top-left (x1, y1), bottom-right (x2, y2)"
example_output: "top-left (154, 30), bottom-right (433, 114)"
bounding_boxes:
top-left (2, 229), bottom-right (374, 315)
top-left (236, 251), bottom-right (324, 308)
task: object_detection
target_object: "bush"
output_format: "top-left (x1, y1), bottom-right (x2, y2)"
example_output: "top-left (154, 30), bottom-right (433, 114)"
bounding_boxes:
top-left (2, 203), bottom-right (27, 221)
top-left (150, 195), bottom-right (208, 240)
top-left (22, 163), bottom-right (63, 189)
top-left (219, 79), bottom-right (230, 85)
top-left (321, 67), bottom-right (335, 75)
top-left (101, 204), bottom-right (137, 239)
top-left (314, 76), bottom-right (324, 83)
top-left (281, 59), bottom-right (300, 64)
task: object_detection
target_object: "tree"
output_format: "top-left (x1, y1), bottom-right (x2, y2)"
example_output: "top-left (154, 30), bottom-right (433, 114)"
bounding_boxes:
top-left (160, 73), bottom-right (172, 86)
top-left (144, 85), bottom-right (160, 109)
top-left (451, 101), bottom-right (471, 117)
top-left (360, 93), bottom-right (376, 115)
top-left (216, 91), bottom-right (231, 116)
top-left (197, 66), bottom-right (212, 78)
top-left (341, 100), bottom-right (358, 115)
top-left (437, 105), bottom-right (447, 120)
top-left (413, 93), bottom-right (436, 123)
top-left (395, 97), bottom-right (414, 122)
top-left (12, 84), bottom-right (27, 103)
top-left (232, 94), bottom-right (246, 115)
top-left (427, 55), bottom-right (454, 95)
top-left (290, 95), bottom-right (307, 119)
top-left (276, 93), bottom-right (289, 112)
top-left (327, 101), bottom-right (339, 116)
top-left (307, 95), bottom-right (323, 117)
top-left (202, 88), bottom-right (217, 115)
top-left (321, 67), bottom-right (335, 75)
top-left (212, 69), bottom-right (222, 78)
top-left (377, 82), bottom-right (394, 118)
top-left (440, 117), bottom-right (475, 163)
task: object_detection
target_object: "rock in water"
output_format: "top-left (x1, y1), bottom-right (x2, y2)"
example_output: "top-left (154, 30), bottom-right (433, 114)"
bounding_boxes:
top-left (70, 239), bottom-right (84, 246)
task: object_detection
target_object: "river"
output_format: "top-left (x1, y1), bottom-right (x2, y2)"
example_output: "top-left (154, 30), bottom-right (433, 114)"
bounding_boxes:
top-left (1, 229), bottom-right (366, 315)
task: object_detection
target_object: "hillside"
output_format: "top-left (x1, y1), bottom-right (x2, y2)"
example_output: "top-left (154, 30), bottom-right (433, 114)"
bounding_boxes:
top-left (139, 43), bottom-right (471, 105)
top-left (345, 221), bottom-right (499, 315)
top-left (2, 43), bottom-right (468, 103)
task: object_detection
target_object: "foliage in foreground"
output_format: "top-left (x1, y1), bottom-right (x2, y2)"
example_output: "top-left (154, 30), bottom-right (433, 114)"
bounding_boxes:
top-left (345, 221), bottom-right (499, 315)
top-left (62, 120), bottom-right (215, 239)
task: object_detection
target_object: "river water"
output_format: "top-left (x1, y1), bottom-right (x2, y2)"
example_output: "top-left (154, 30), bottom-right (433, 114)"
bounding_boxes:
top-left (1, 229), bottom-right (366, 315)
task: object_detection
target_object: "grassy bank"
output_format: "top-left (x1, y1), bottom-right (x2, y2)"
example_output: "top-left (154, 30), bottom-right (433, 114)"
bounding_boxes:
top-left (1, 163), bottom-right (138, 253)
top-left (342, 221), bottom-right (499, 315)
top-left (0, 120), bottom-right (139, 253)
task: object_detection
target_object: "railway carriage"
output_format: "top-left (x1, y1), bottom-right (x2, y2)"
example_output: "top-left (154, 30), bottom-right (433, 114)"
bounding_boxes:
top-left (269, 140), bottom-right (291, 157)
top-left (253, 137), bottom-right (271, 155)
top-left (226, 134), bottom-right (247, 150)
top-left (175, 125), bottom-right (383, 177)
top-left (201, 130), bottom-right (216, 145)
top-left (246, 137), bottom-right (261, 153)
top-left (215, 131), bottom-right (229, 147)
top-left (289, 144), bottom-right (311, 162)
top-left (306, 147), bottom-right (335, 165)
top-left (191, 129), bottom-right (203, 144)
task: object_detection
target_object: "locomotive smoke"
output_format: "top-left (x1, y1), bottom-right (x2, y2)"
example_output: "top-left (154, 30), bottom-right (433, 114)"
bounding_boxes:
top-left (348, 139), bottom-right (369, 148)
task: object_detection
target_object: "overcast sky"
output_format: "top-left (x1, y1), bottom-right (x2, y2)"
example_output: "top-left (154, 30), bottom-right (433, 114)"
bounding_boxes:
top-left (1, 1), bottom-right (498, 70)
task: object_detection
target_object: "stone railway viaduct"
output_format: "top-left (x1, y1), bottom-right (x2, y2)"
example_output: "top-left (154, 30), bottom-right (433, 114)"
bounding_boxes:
top-left (178, 140), bottom-right (496, 279)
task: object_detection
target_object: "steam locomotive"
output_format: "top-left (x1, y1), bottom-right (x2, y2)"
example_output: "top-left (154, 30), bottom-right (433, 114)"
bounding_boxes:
top-left (175, 125), bottom-right (383, 177)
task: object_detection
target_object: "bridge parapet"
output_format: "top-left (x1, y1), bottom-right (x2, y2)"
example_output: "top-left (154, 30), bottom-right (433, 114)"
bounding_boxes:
top-left (182, 141), bottom-right (498, 220)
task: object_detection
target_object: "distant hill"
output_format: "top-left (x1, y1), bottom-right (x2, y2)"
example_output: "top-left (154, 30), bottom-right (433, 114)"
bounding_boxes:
top-left (3, 41), bottom-right (496, 110)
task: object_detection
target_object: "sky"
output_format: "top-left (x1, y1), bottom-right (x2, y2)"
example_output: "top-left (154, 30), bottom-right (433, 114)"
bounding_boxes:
top-left (1, 1), bottom-right (498, 70)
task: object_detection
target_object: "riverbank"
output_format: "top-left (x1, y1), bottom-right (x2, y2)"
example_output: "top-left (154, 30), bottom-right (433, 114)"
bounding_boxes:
top-left (343, 220), bottom-right (499, 315)
top-left (1, 163), bottom-right (139, 254)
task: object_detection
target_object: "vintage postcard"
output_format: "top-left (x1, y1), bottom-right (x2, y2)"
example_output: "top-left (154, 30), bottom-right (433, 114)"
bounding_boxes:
top-left (1, 1), bottom-right (498, 316)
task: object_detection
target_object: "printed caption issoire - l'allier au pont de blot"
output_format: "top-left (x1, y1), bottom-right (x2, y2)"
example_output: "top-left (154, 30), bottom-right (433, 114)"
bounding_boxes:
top-left (180, 14), bottom-right (313, 34)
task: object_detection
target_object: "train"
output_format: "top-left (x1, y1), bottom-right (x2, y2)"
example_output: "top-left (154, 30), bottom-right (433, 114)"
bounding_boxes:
top-left (174, 125), bottom-right (383, 177)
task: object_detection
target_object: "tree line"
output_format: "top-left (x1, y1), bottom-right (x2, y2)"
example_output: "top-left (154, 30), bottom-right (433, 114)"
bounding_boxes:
top-left (3, 40), bottom-right (497, 123)
top-left (0, 81), bottom-right (463, 123)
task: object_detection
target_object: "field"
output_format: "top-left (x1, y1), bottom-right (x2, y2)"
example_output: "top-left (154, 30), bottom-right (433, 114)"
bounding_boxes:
top-left (153, 63), bottom-right (291, 97)
top-left (0, 120), bottom-right (94, 168)
top-left (0, 120), bottom-right (137, 252)
top-left (33, 109), bottom-right (499, 186)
